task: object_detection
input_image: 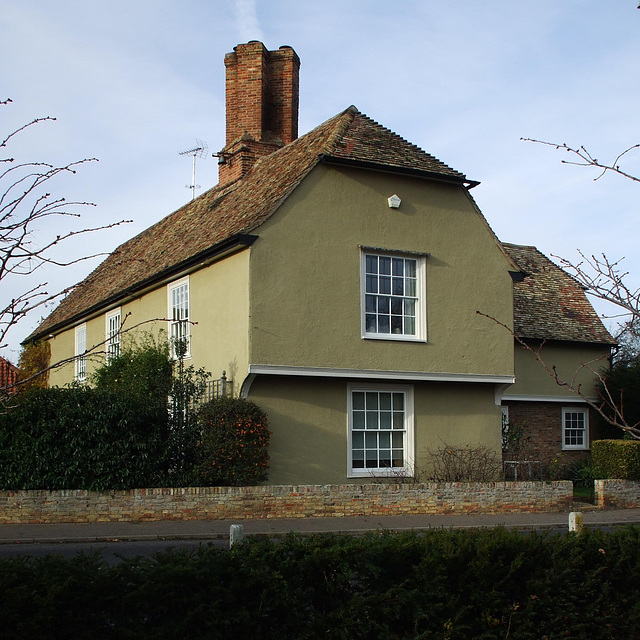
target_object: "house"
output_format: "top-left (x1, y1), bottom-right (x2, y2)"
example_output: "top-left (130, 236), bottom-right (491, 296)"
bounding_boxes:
top-left (501, 243), bottom-right (614, 466)
top-left (26, 41), bottom-right (613, 484)
top-left (0, 356), bottom-right (19, 395)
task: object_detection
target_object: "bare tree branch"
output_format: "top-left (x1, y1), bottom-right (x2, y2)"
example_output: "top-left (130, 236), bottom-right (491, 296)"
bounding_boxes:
top-left (521, 138), bottom-right (640, 183)
top-left (0, 100), bottom-right (131, 355)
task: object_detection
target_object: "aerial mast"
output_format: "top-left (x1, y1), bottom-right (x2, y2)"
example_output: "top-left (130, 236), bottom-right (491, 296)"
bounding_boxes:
top-left (179, 140), bottom-right (208, 200)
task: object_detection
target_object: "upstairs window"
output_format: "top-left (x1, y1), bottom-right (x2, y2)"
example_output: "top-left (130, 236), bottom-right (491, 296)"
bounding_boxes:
top-left (106, 309), bottom-right (121, 362)
top-left (168, 277), bottom-right (190, 358)
top-left (361, 250), bottom-right (426, 341)
top-left (562, 407), bottom-right (589, 450)
top-left (75, 324), bottom-right (87, 382)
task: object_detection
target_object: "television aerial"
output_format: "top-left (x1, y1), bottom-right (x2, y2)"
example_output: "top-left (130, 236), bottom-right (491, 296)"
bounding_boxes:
top-left (179, 140), bottom-right (208, 201)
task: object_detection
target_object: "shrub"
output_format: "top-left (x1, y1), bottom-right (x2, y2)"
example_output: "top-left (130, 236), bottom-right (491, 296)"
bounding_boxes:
top-left (592, 439), bottom-right (640, 479)
top-left (0, 386), bottom-right (169, 490)
top-left (427, 444), bottom-right (502, 482)
top-left (194, 397), bottom-right (270, 486)
top-left (91, 333), bottom-right (173, 407)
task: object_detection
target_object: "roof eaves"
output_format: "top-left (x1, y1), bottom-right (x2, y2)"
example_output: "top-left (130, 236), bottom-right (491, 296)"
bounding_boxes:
top-left (317, 154), bottom-right (480, 188)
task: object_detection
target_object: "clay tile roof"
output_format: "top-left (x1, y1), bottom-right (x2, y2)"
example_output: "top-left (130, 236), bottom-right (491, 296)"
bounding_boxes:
top-left (503, 243), bottom-right (615, 345)
top-left (28, 107), bottom-right (472, 342)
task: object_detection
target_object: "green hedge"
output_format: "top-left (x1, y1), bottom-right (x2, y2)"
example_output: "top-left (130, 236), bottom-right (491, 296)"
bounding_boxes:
top-left (592, 439), bottom-right (640, 480)
top-left (0, 386), bottom-right (169, 490)
top-left (1, 528), bottom-right (640, 639)
top-left (194, 397), bottom-right (271, 486)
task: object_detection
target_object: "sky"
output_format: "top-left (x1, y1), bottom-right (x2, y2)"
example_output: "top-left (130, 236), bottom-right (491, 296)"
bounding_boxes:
top-left (1, 0), bottom-right (639, 363)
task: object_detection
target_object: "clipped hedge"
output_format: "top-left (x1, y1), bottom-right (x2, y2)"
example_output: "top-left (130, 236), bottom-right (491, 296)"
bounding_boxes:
top-left (592, 439), bottom-right (640, 480)
top-left (0, 386), bottom-right (169, 490)
top-left (1, 527), bottom-right (640, 639)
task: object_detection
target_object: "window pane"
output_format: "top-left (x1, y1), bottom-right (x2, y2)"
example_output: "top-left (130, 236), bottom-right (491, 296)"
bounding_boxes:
top-left (378, 315), bottom-right (390, 333)
top-left (366, 275), bottom-right (378, 294)
top-left (391, 316), bottom-right (403, 334)
top-left (379, 451), bottom-right (391, 467)
top-left (366, 255), bottom-right (378, 274)
top-left (366, 411), bottom-right (378, 429)
top-left (365, 295), bottom-right (376, 312)
top-left (379, 431), bottom-right (391, 448)
top-left (379, 257), bottom-right (391, 275)
top-left (379, 393), bottom-right (392, 410)
top-left (404, 317), bottom-right (415, 335)
top-left (380, 411), bottom-right (392, 429)
top-left (380, 276), bottom-right (391, 294)
top-left (392, 258), bottom-right (404, 276)
top-left (366, 315), bottom-right (377, 332)
top-left (391, 297), bottom-right (403, 315)
top-left (353, 392), bottom-right (365, 410)
top-left (366, 392), bottom-right (379, 409)
top-left (352, 432), bottom-right (364, 448)
top-left (393, 394), bottom-right (404, 410)
top-left (393, 412), bottom-right (404, 429)
top-left (405, 260), bottom-right (416, 278)
top-left (353, 411), bottom-right (365, 430)
top-left (365, 432), bottom-right (378, 448)
top-left (377, 296), bottom-right (390, 314)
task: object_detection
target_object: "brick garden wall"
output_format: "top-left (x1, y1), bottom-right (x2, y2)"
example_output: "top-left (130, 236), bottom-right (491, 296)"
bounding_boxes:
top-left (595, 479), bottom-right (640, 509)
top-left (0, 481), bottom-right (573, 524)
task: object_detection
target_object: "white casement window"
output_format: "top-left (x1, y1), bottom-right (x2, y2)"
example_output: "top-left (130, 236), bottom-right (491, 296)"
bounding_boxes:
top-left (168, 277), bottom-right (190, 358)
top-left (105, 308), bottom-right (121, 362)
top-left (562, 407), bottom-right (589, 450)
top-left (347, 384), bottom-right (414, 478)
top-left (361, 250), bottom-right (426, 341)
top-left (75, 324), bottom-right (87, 382)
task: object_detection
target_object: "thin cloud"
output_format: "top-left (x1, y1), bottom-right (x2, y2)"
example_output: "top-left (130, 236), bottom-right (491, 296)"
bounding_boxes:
top-left (234, 0), bottom-right (264, 42)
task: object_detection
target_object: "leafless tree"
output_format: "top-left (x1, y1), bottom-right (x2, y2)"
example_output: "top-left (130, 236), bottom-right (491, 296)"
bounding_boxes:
top-left (522, 138), bottom-right (640, 184)
top-left (0, 98), bottom-right (130, 354)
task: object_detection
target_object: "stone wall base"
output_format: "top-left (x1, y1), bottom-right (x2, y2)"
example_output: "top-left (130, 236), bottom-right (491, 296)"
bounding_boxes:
top-left (0, 482), bottom-right (573, 524)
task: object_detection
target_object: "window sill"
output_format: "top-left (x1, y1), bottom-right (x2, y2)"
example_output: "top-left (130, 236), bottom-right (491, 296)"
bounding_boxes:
top-left (362, 334), bottom-right (426, 343)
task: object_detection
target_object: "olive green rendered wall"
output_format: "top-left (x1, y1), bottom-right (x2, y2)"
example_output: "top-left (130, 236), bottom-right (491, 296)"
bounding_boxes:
top-left (248, 164), bottom-right (514, 377)
top-left (248, 375), bottom-right (502, 485)
top-left (509, 342), bottom-right (611, 399)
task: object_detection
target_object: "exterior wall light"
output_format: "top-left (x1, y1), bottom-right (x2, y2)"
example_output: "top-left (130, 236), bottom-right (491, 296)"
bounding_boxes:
top-left (387, 194), bottom-right (401, 209)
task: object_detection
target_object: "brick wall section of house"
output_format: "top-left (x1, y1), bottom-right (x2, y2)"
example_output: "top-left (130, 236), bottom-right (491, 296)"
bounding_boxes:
top-left (219, 42), bottom-right (300, 185)
top-left (0, 356), bottom-right (18, 393)
top-left (503, 401), bottom-right (604, 465)
top-left (0, 482), bottom-right (573, 524)
top-left (595, 479), bottom-right (640, 509)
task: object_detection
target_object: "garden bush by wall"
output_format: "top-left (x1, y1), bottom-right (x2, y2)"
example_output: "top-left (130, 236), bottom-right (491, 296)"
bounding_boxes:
top-left (0, 481), bottom-right (572, 524)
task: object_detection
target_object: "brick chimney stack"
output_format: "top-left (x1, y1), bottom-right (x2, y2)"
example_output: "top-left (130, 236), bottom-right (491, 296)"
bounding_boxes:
top-left (218, 41), bottom-right (300, 186)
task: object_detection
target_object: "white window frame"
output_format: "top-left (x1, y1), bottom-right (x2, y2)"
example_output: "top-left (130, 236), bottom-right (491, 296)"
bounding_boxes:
top-left (562, 407), bottom-right (589, 450)
top-left (360, 249), bottom-right (427, 342)
top-left (168, 276), bottom-right (190, 358)
top-left (347, 383), bottom-right (415, 478)
top-left (105, 308), bottom-right (121, 362)
top-left (75, 324), bottom-right (87, 382)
